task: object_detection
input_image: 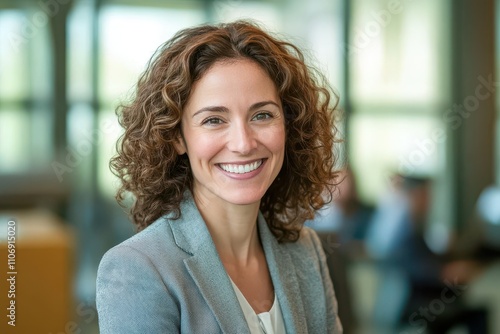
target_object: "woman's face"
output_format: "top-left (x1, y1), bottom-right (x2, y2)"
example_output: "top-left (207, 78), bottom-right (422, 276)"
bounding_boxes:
top-left (175, 59), bottom-right (285, 207)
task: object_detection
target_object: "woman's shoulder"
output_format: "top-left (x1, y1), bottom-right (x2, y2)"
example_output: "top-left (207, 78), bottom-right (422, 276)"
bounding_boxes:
top-left (98, 215), bottom-right (186, 273)
top-left (110, 216), bottom-right (170, 249)
top-left (295, 226), bottom-right (323, 248)
top-left (281, 226), bottom-right (325, 258)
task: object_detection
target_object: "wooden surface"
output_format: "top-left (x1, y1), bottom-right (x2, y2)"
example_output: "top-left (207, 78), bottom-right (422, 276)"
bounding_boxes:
top-left (0, 210), bottom-right (74, 334)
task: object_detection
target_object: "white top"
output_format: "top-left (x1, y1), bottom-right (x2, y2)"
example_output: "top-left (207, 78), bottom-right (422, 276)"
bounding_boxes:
top-left (230, 279), bottom-right (286, 334)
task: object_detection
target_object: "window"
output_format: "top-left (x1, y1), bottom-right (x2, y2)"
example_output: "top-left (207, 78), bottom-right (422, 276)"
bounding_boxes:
top-left (347, 0), bottom-right (451, 203)
top-left (0, 8), bottom-right (53, 174)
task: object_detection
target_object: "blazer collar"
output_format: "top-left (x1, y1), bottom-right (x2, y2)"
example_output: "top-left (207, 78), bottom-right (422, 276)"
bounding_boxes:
top-left (168, 192), bottom-right (306, 334)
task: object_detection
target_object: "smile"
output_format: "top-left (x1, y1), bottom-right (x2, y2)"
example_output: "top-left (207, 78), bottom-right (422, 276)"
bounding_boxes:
top-left (218, 160), bottom-right (263, 174)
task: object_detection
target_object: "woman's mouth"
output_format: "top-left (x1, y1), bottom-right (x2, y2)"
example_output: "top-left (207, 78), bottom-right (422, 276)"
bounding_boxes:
top-left (218, 159), bottom-right (264, 174)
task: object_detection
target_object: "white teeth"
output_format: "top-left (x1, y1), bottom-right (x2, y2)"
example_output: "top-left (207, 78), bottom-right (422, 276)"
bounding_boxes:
top-left (219, 160), bottom-right (263, 174)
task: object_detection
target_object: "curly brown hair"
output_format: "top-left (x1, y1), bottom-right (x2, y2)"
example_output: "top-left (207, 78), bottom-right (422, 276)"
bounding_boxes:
top-left (111, 20), bottom-right (340, 242)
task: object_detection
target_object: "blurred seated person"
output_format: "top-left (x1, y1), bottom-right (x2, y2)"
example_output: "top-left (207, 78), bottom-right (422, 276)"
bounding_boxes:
top-left (437, 185), bottom-right (500, 333)
top-left (365, 174), bottom-right (436, 330)
top-left (366, 174), bottom-right (488, 333)
top-left (307, 168), bottom-right (374, 256)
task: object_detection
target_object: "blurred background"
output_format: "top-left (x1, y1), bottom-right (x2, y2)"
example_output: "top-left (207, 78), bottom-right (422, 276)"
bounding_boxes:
top-left (0, 0), bottom-right (499, 333)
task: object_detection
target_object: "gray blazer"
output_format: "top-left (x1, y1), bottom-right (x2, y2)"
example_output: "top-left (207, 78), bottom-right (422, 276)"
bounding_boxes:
top-left (96, 194), bottom-right (343, 333)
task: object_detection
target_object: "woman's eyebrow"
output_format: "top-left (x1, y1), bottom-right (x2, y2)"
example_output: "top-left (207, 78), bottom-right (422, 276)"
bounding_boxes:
top-left (192, 100), bottom-right (280, 118)
top-left (249, 100), bottom-right (280, 111)
top-left (192, 106), bottom-right (229, 118)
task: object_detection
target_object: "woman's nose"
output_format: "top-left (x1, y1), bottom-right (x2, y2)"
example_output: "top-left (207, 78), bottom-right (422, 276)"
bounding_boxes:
top-left (227, 122), bottom-right (257, 155)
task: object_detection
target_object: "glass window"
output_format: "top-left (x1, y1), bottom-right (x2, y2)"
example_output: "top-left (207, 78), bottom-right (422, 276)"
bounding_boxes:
top-left (348, 0), bottom-right (451, 203)
top-left (350, 112), bottom-right (443, 201)
top-left (67, 0), bottom-right (94, 102)
top-left (0, 8), bottom-right (53, 174)
top-left (349, 0), bottom-right (450, 106)
top-left (0, 10), bottom-right (30, 101)
top-left (0, 108), bottom-right (31, 172)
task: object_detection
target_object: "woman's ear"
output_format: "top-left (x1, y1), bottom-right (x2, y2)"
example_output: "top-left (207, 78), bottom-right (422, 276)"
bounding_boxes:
top-left (173, 134), bottom-right (187, 155)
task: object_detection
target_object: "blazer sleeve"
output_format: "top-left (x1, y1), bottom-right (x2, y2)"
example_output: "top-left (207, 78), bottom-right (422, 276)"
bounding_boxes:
top-left (96, 245), bottom-right (180, 334)
top-left (309, 230), bottom-right (344, 334)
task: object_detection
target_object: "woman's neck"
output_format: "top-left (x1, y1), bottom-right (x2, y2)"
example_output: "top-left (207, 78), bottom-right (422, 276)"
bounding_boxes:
top-left (192, 189), bottom-right (262, 266)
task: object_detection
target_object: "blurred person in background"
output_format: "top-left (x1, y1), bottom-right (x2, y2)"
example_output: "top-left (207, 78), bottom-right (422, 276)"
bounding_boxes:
top-left (365, 175), bottom-right (437, 331)
top-left (96, 21), bottom-right (343, 334)
top-left (436, 184), bottom-right (500, 334)
top-left (310, 168), bottom-right (374, 251)
top-left (367, 174), bottom-right (489, 333)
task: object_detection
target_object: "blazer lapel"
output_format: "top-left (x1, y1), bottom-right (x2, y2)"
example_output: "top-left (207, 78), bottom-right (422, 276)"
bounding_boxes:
top-left (168, 194), bottom-right (250, 334)
top-left (258, 213), bottom-right (308, 334)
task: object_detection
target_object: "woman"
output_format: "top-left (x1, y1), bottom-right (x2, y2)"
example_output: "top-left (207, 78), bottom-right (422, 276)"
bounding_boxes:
top-left (97, 20), bottom-right (342, 334)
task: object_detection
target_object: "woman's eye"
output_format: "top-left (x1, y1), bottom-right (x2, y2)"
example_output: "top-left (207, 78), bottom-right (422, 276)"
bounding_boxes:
top-left (202, 117), bottom-right (224, 125)
top-left (252, 112), bottom-right (272, 121)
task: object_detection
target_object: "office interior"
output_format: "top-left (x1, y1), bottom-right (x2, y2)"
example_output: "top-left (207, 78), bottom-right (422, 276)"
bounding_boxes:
top-left (0, 0), bottom-right (499, 333)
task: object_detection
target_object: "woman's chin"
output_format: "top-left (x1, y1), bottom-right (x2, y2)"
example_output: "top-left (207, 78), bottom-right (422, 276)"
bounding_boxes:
top-left (223, 193), bottom-right (263, 206)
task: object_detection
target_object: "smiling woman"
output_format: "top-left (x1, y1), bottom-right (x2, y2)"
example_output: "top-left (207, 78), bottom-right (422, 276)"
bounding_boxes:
top-left (97, 20), bottom-right (342, 334)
